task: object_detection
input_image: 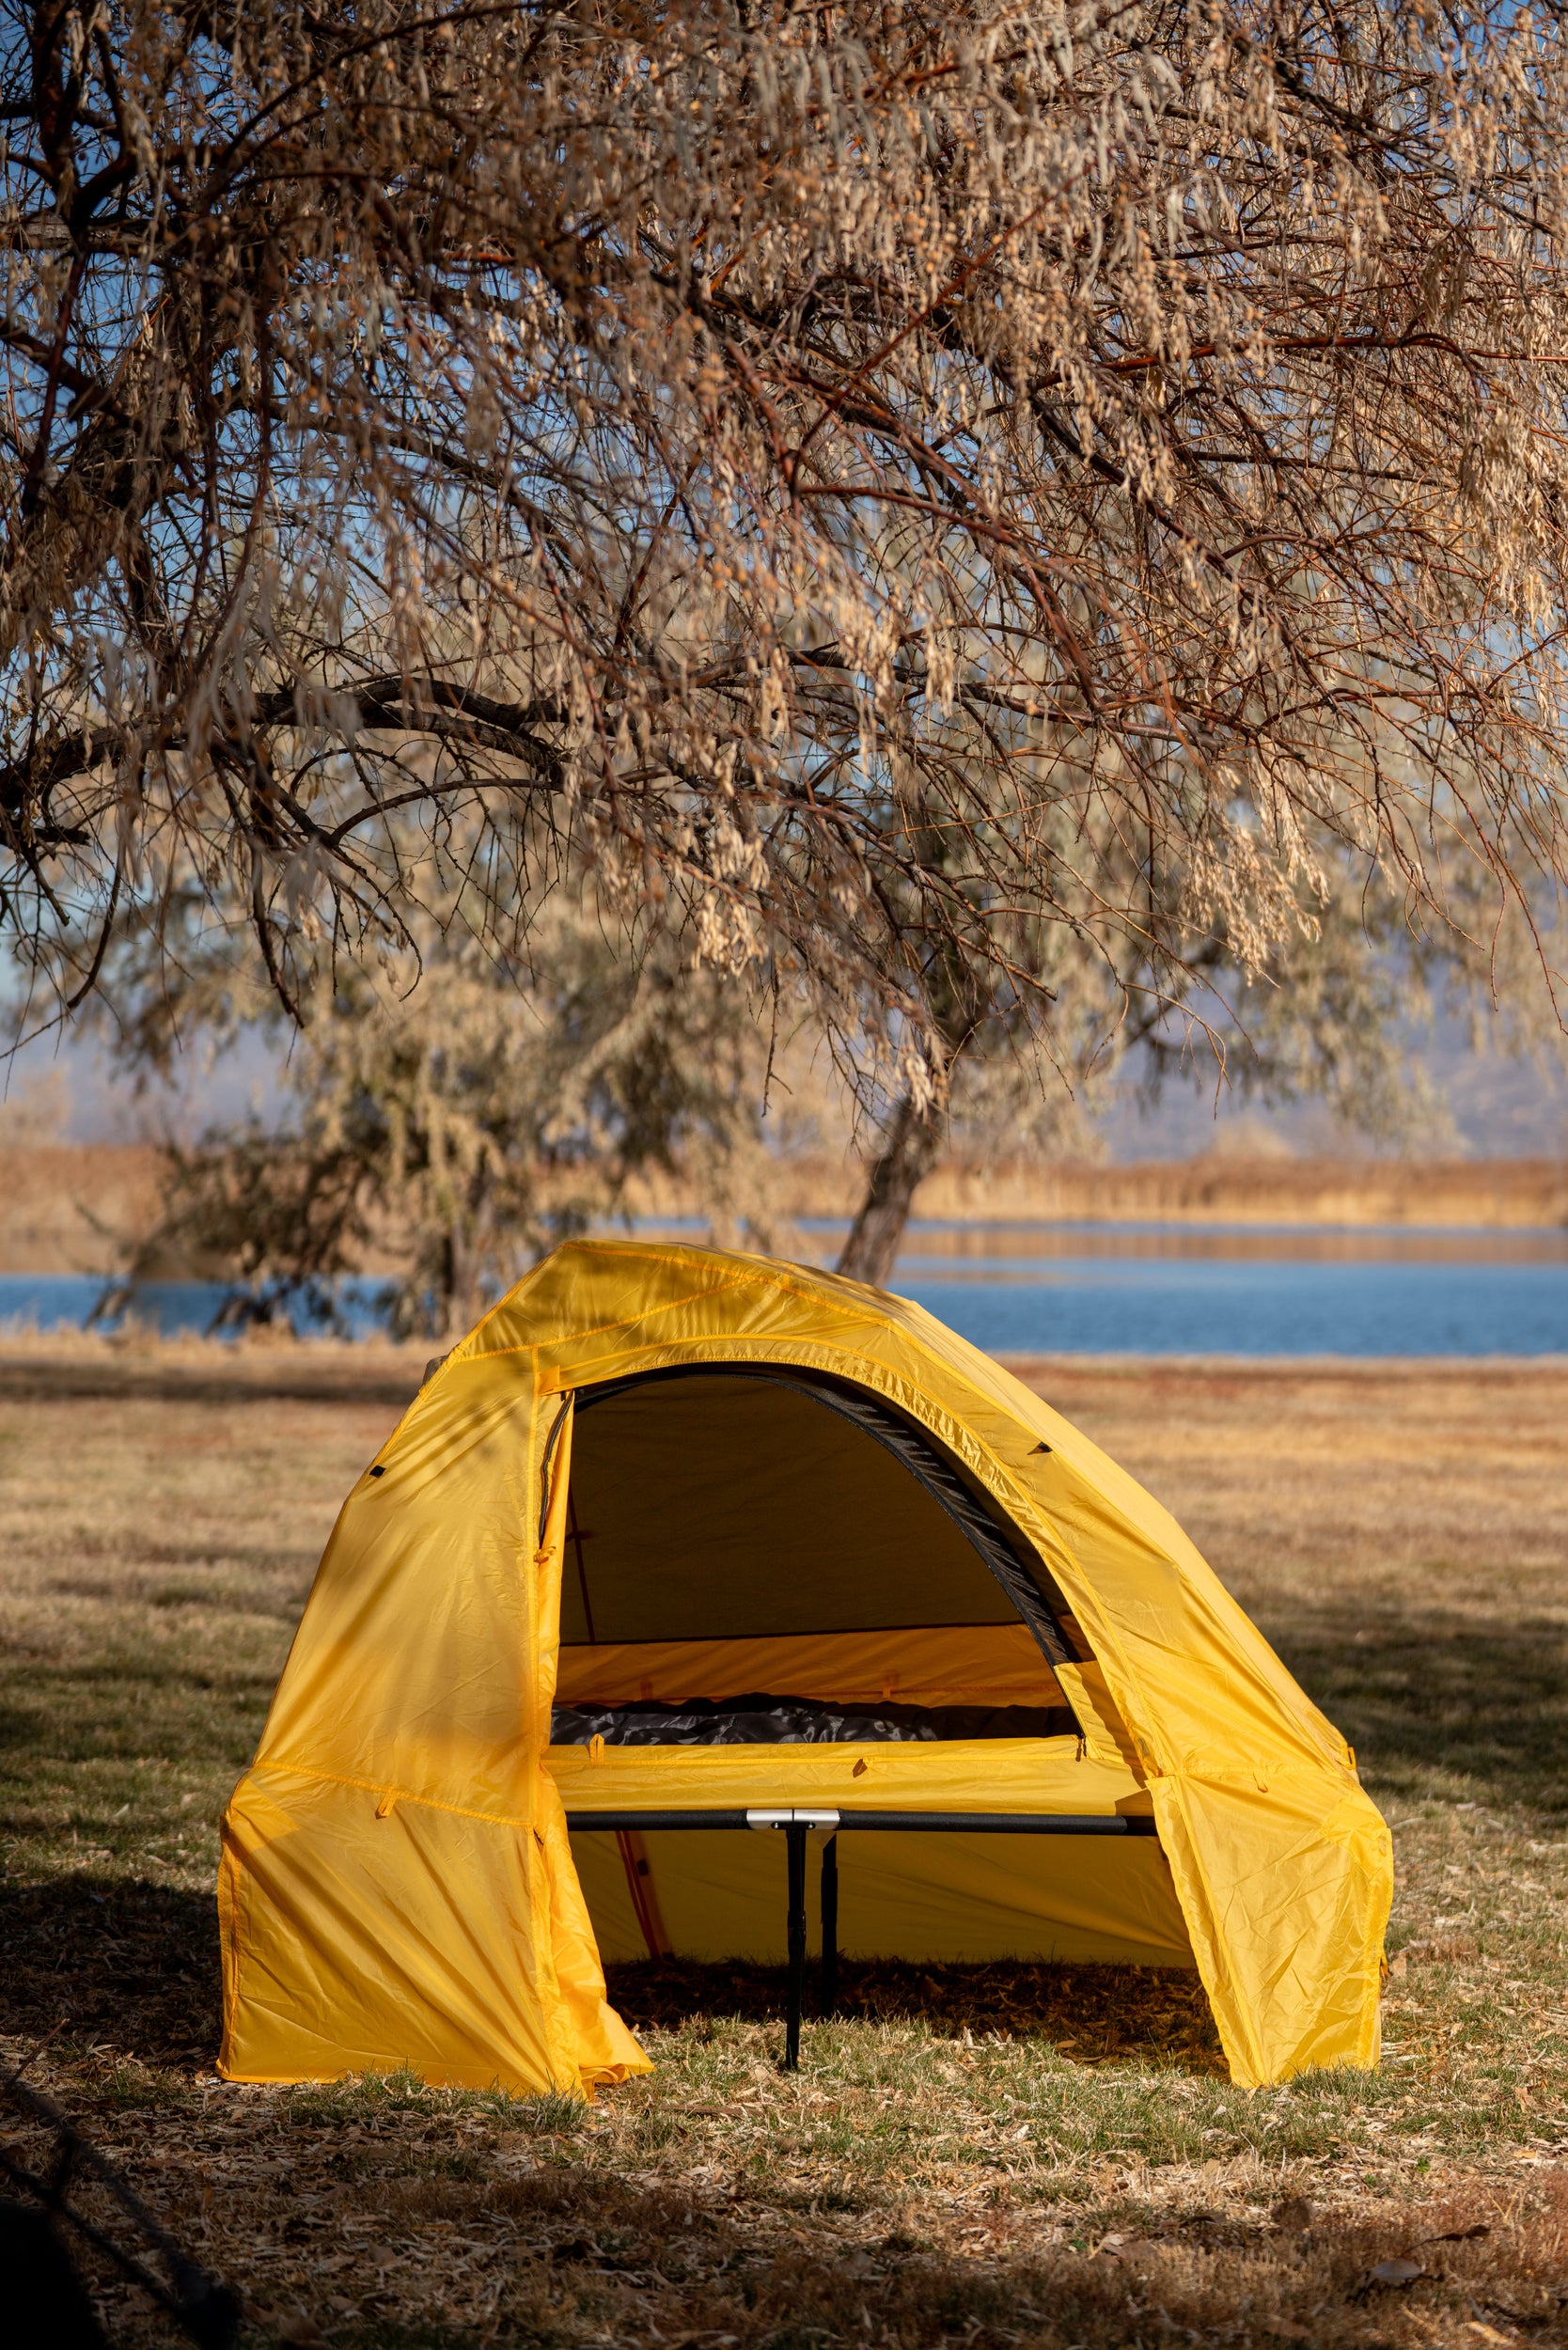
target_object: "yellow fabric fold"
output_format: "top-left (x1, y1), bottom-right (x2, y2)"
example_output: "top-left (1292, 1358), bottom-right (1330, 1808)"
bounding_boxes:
top-left (556, 1625), bottom-right (1061, 1709)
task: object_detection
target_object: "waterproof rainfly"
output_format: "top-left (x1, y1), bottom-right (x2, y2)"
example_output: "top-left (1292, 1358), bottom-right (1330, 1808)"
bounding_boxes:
top-left (218, 1242), bottom-right (1393, 2092)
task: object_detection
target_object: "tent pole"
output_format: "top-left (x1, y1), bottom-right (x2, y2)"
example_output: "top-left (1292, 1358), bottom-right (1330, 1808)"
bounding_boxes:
top-left (820, 1834), bottom-right (839, 2020)
top-left (784, 1824), bottom-right (807, 2070)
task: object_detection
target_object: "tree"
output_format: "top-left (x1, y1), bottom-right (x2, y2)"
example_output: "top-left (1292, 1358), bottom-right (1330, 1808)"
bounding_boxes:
top-left (105, 844), bottom-right (1504, 1318)
top-left (4, 0), bottom-right (1568, 1271)
top-left (106, 893), bottom-right (807, 1338)
top-left (833, 818), bottom-right (1484, 1279)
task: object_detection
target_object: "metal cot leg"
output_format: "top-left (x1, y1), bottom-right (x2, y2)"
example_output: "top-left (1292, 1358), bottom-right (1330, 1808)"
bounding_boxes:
top-left (820, 1834), bottom-right (839, 2019)
top-left (784, 1823), bottom-right (807, 2070)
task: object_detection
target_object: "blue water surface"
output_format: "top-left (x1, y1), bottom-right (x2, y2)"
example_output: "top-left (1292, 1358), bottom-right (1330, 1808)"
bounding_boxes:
top-left (896, 1254), bottom-right (1568, 1357)
top-left (0, 1274), bottom-right (391, 1342)
top-left (4, 1239), bottom-right (1566, 1356)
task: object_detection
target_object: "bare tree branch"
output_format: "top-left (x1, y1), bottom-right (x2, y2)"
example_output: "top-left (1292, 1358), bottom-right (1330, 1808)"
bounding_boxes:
top-left (0, 0), bottom-right (1560, 1127)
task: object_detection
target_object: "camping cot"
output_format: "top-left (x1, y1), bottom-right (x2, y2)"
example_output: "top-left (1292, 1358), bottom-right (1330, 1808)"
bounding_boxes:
top-left (217, 1240), bottom-right (1393, 2094)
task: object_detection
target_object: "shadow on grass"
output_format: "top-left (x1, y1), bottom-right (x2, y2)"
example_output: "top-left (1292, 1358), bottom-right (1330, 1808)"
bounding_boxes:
top-left (288, 2163), bottom-right (1565, 2350)
top-left (0, 1883), bottom-right (1225, 2087)
top-left (0, 1875), bottom-right (219, 2071)
top-left (1271, 1607), bottom-right (1568, 1814)
top-left (604, 1954), bottom-right (1224, 2069)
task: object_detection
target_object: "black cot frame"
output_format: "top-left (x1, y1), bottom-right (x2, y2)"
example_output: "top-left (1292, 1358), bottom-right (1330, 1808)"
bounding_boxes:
top-left (564, 1807), bottom-right (1159, 2068)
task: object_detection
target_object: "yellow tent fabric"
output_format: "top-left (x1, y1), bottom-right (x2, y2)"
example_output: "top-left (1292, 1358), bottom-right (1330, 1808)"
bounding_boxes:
top-left (218, 1239), bottom-right (1391, 2093)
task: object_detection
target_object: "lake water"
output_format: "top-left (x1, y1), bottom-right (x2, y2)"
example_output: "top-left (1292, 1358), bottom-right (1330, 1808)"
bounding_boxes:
top-left (5, 1218), bottom-right (1567, 1356)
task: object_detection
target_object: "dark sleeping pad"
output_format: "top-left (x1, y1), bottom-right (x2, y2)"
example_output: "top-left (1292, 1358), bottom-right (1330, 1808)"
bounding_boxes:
top-left (549, 1695), bottom-right (1076, 1746)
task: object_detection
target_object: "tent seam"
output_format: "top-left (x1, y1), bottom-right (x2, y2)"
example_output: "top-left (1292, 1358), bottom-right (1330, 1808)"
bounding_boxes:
top-left (467, 1245), bottom-right (890, 1363)
top-left (468, 1271), bottom-right (753, 1359)
top-left (252, 1759), bottom-right (532, 1831)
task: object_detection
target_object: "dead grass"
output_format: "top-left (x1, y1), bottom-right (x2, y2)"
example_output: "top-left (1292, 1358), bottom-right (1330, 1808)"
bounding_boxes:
top-left (1, 1342), bottom-right (1565, 2348)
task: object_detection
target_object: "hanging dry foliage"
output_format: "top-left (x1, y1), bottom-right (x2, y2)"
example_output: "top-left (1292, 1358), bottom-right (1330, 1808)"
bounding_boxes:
top-left (3, 0), bottom-right (1567, 1093)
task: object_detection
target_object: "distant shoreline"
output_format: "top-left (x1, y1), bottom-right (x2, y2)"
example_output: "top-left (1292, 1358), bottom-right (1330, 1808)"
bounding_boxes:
top-left (0, 1139), bottom-right (1563, 1275)
top-left (632, 1150), bottom-right (1568, 1233)
top-left (0, 1324), bottom-right (1563, 1390)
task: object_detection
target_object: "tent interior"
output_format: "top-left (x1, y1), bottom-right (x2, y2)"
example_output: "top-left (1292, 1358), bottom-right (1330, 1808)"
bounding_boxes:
top-left (551, 1369), bottom-right (1198, 1973)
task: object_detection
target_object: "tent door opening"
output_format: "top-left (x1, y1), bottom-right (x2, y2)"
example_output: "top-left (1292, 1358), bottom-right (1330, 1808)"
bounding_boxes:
top-left (550, 1365), bottom-right (1089, 1749)
top-left (545, 1366), bottom-right (1168, 2068)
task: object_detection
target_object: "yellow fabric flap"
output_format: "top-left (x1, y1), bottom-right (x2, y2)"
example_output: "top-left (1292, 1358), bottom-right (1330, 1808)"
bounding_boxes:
top-left (546, 1734), bottom-right (1150, 1816)
top-left (1055, 1658), bottom-right (1140, 1769)
top-left (556, 1625), bottom-right (1062, 1710)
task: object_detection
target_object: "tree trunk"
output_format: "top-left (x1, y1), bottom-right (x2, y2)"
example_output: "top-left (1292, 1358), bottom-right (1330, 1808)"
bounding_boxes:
top-left (835, 1093), bottom-right (947, 1288)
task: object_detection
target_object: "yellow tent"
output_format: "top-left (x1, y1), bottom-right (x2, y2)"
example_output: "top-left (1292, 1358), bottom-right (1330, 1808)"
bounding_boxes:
top-left (218, 1240), bottom-right (1391, 2094)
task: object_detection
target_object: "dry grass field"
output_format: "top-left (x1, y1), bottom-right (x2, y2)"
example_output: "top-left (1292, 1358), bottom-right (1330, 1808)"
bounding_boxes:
top-left (0, 1336), bottom-right (1565, 2348)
